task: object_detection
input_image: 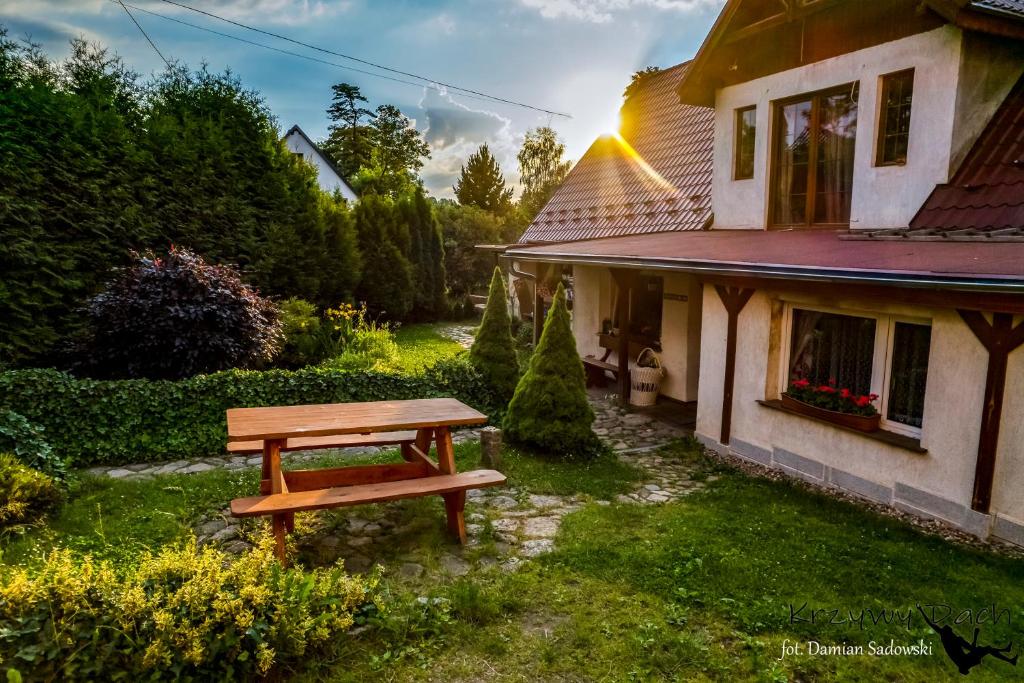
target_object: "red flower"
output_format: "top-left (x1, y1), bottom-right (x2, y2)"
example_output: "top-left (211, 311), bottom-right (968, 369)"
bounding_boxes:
top-left (792, 378), bottom-right (810, 389)
top-left (818, 385), bottom-right (836, 393)
top-left (840, 388), bottom-right (851, 399)
top-left (828, 377), bottom-right (837, 386)
top-left (855, 396), bottom-right (870, 407)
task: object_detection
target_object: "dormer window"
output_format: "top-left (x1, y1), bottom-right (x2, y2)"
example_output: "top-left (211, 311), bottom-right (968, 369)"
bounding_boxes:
top-left (770, 82), bottom-right (859, 228)
top-left (876, 69), bottom-right (914, 166)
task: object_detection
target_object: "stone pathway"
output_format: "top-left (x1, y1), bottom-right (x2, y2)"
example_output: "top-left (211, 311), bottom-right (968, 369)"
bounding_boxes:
top-left (437, 323), bottom-right (475, 349)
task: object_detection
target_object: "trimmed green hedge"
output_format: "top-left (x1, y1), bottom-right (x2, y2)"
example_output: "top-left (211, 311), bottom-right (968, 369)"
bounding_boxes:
top-left (0, 360), bottom-right (495, 467)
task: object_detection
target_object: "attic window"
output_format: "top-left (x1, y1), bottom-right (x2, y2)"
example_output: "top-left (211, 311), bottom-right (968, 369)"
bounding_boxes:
top-left (734, 106), bottom-right (756, 180)
top-left (876, 69), bottom-right (914, 166)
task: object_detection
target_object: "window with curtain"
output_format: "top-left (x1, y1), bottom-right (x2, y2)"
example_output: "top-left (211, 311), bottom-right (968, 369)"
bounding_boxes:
top-left (886, 322), bottom-right (930, 428)
top-left (785, 306), bottom-right (933, 435)
top-left (772, 83), bottom-right (858, 227)
top-left (788, 309), bottom-right (875, 395)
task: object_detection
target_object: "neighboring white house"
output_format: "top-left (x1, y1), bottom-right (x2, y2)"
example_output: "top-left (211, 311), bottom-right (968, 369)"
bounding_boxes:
top-left (502, 0), bottom-right (1024, 547)
top-left (283, 124), bottom-right (358, 202)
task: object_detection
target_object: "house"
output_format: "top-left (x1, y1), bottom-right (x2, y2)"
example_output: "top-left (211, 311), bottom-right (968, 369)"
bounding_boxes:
top-left (283, 124), bottom-right (358, 201)
top-left (502, 0), bottom-right (1024, 546)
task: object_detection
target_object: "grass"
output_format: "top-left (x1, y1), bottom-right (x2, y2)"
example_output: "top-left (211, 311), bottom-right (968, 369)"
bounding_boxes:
top-left (310, 445), bottom-right (1024, 682)
top-left (388, 323), bottom-right (468, 373)
top-left (6, 440), bottom-right (1024, 681)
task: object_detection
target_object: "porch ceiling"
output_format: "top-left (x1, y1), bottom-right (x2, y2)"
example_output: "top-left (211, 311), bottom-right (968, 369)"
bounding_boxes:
top-left (503, 229), bottom-right (1024, 293)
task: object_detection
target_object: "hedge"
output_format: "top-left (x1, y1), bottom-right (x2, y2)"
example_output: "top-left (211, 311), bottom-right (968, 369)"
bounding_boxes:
top-left (0, 360), bottom-right (496, 467)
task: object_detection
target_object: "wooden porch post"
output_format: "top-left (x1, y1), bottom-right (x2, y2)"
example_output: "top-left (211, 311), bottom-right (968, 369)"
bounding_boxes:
top-left (611, 269), bottom-right (635, 405)
top-left (958, 310), bottom-right (1024, 513)
top-left (715, 285), bottom-right (755, 445)
top-left (533, 263), bottom-right (550, 345)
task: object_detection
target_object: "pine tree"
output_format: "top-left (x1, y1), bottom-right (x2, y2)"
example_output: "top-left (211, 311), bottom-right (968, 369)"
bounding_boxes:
top-left (453, 144), bottom-right (512, 215)
top-left (322, 82), bottom-right (374, 180)
top-left (470, 267), bottom-right (519, 402)
top-left (502, 283), bottom-right (601, 459)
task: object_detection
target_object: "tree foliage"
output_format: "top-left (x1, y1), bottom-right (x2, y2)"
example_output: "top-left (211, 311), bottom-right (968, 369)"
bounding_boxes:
top-left (623, 66), bottom-right (661, 100)
top-left (453, 144), bottom-right (512, 215)
top-left (469, 267), bottom-right (519, 403)
top-left (0, 33), bottom-right (360, 366)
top-left (400, 188), bottom-right (447, 320)
top-left (435, 201), bottom-right (522, 300)
top-left (78, 248), bottom-right (282, 380)
top-left (353, 194), bottom-right (414, 319)
top-left (517, 126), bottom-right (572, 220)
top-left (503, 283), bottom-right (601, 459)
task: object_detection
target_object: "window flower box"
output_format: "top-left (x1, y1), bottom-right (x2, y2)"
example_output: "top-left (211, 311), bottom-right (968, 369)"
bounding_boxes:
top-left (782, 379), bottom-right (881, 433)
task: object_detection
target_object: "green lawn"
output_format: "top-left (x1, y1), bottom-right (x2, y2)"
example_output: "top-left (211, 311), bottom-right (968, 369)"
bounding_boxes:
top-left (388, 323), bottom-right (469, 373)
top-left (5, 442), bottom-right (1024, 681)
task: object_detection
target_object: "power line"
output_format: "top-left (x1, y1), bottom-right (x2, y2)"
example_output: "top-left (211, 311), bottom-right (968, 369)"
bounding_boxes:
top-left (113, 1), bottom-right (515, 110)
top-left (117, 0), bottom-right (170, 68)
top-left (154, 0), bottom-right (571, 118)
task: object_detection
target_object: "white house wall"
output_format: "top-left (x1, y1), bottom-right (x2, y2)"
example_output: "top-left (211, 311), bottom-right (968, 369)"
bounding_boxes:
top-left (713, 26), bottom-right (967, 230)
top-left (283, 132), bottom-right (358, 202)
top-left (695, 284), bottom-right (1024, 544)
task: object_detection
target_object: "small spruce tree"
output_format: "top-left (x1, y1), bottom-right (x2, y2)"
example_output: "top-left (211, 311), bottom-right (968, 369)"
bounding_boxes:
top-left (502, 282), bottom-right (601, 459)
top-left (469, 267), bottom-right (519, 403)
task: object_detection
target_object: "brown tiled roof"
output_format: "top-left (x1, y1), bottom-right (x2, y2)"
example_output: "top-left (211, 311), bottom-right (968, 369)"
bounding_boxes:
top-left (970, 0), bottom-right (1024, 18)
top-left (506, 229), bottom-right (1024, 288)
top-left (519, 62), bottom-right (713, 244)
top-left (853, 72), bottom-right (1024, 241)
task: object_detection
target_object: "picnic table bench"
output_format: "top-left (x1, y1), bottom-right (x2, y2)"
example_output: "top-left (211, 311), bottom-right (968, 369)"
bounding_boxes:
top-left (226, 398), bottom-right (506, 562)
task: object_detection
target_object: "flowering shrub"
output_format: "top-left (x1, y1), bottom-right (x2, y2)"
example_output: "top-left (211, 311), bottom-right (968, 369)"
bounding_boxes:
top-left (0, 454), bottom-right (62, 531)
top-left (0, 535), bottom-right (375, 680)
top-left (786, 378), bottom-right (878, 417)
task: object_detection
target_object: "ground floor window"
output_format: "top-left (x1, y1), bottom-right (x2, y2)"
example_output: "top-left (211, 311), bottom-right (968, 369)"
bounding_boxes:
top-left (785, 305), bottom-right (931, 435)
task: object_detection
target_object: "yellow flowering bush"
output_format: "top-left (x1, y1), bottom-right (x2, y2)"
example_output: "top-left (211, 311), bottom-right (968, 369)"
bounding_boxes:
top-left (0, 534), bottom-right (375, 680)
top-left (0, 454), bottom-right (61, 531)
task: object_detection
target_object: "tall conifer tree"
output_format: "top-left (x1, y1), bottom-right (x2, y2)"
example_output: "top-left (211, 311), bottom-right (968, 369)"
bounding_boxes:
top-left (453, 144), bottom-right (512, 215)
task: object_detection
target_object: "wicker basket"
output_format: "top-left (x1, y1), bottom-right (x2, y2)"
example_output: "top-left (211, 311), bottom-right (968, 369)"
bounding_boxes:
top-left (629, 348), bottom-right (664, 407)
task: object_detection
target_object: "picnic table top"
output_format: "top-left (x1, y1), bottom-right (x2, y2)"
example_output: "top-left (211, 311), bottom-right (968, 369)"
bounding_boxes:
top-left (226, 397), bottom-right (487, 442)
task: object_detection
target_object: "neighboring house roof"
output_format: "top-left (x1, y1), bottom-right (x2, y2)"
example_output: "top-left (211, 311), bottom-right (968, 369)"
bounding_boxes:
top-left (283, 124), bottom-right (358, 201)
top-left (518, 62), bottom-right (713, 244)
top-left (854, 72), bottom-right (1024, 240)
top-left (505, 229), bottom-right (1024, 291)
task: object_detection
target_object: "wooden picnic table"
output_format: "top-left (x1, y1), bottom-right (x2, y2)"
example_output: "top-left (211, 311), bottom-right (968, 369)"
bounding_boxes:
top-left (226, 398), bottom-right (505, 562)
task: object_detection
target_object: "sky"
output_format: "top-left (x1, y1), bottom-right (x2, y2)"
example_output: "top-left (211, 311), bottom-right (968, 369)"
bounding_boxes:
top-left (2, 0), bottom-right (725, 197)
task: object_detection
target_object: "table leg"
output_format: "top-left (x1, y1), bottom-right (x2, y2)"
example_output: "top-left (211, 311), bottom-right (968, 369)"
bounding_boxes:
top-left (435, 426), bottom-right (456, 474)
top-left (434, 427), bottom-right (466, 543)
top-left (263, 438), bottom-right (289, 563)
top-left (443, 491), bottom-right (467, 544)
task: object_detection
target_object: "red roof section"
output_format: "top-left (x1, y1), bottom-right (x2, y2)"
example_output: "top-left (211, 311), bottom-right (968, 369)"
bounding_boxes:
top-left (907, 71), bottom-right (1024, 235)
top-left (507, 229), bottom-right (1024, 286)
top-left (519, 62), bottom-right (714, 244)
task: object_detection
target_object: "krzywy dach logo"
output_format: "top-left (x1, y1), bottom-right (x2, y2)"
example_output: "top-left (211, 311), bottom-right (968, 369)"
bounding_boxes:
top-left (781, 602), bottom-right (1018, 676)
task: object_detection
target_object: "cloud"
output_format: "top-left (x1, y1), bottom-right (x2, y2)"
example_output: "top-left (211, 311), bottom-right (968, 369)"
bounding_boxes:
top-left (519, 0), bottom-right (720, 23)
top-left (417, 87), bottom-right (520, 198)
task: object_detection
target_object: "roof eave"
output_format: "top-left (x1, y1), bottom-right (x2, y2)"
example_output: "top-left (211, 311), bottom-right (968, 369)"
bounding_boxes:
top-left (502, 248), bottom-right (1024, 294)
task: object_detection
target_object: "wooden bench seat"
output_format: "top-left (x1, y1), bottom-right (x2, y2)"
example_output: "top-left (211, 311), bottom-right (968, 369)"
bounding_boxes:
top-left (227, 430), bottom-right (417, 455)
top-left (231, 469), bottom-right (506, 517)
top-left (583, 355), bottom-right (621, 388)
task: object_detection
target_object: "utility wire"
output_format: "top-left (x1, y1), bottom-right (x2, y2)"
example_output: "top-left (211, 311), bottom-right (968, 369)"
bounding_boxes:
top-left (117, 0), bottom-right (171, 68)
top-left (112, 1), bottom-right (515, 109)
top-left (154, 0), bottom-right (571, 118)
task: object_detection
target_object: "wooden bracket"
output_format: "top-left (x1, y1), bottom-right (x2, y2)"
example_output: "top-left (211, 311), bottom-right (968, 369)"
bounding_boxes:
top-left (958, 310), bottom-right (1024, 513)
top-left (715, 285), bottom-right (756, 445)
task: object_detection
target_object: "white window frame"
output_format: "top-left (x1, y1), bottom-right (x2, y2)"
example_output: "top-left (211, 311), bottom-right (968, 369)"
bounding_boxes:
top-left (777, 302), bottom-right (930, 438)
